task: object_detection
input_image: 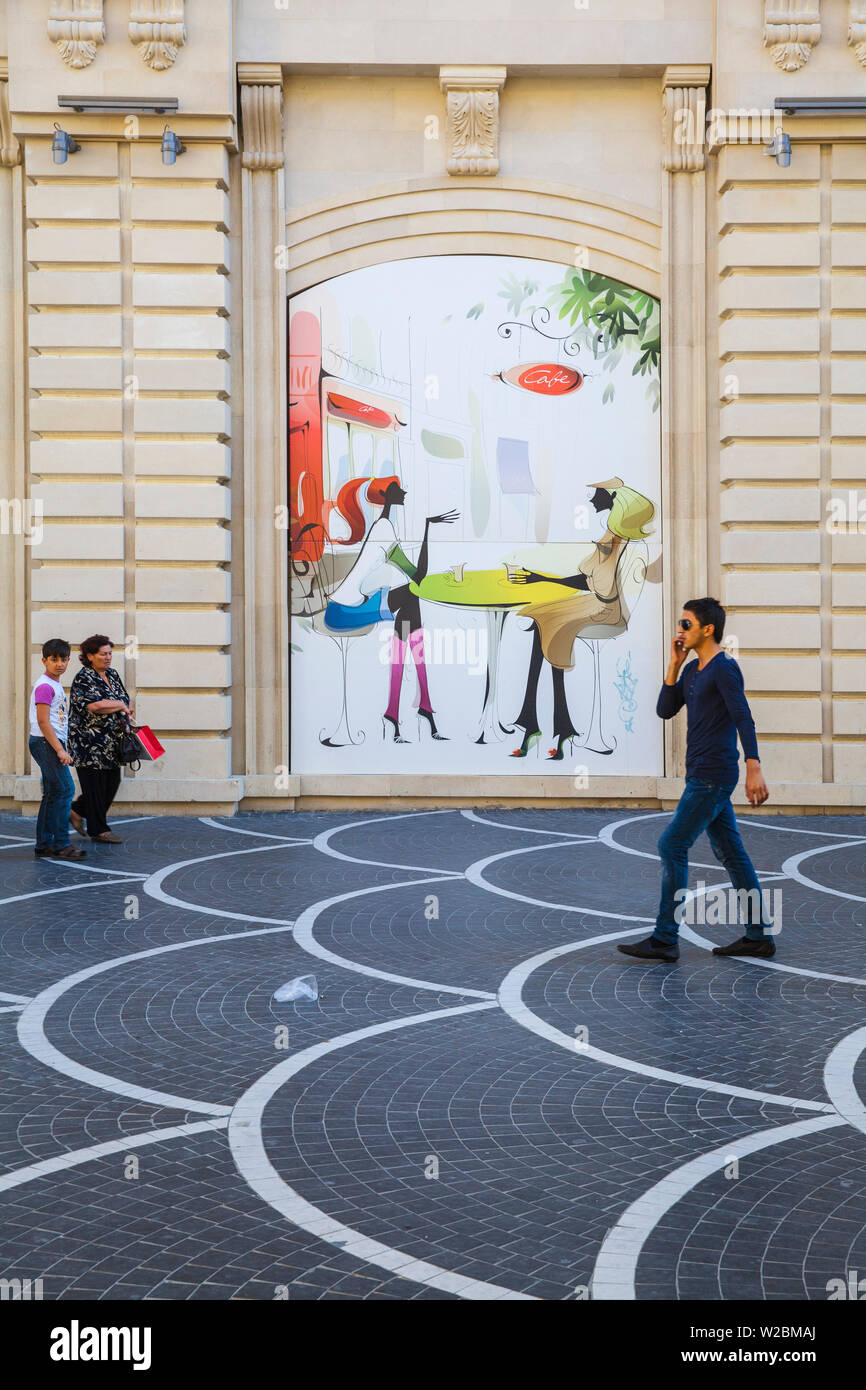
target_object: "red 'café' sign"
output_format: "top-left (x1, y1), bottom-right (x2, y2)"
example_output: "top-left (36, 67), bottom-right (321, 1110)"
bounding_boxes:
top-left (327, 392), bottom-right (396, 430)
top-left (497, 362), bottom-right (583, 396)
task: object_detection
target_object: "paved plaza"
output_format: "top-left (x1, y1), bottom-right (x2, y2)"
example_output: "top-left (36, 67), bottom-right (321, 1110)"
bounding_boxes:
top-left (1, 806), bottom-right (865, 1302)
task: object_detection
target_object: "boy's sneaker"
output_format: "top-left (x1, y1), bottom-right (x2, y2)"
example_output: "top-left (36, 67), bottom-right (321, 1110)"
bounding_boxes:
top-left (617, 935), bottom-right (680, 962)
top-left (712, 936), bottom-right (776, 958)
top-left (53, 845), bottom-right (87, 860)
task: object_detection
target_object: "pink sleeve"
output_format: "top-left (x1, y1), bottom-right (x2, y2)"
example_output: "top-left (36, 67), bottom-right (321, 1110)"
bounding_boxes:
top-left (34, 683), bottom-right (55, 704)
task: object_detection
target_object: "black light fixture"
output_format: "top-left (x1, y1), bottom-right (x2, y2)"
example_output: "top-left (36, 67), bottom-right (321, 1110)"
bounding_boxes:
top-left (58, 95), bottom-right (179, 114)
top-left (52, 123), bottom-right (81, 165)
top-left (161, 125), bottom-right (186, 165)
top-left (774, 97), bottom-right (866, 116)
top-left (764, 127), bottom-right (791, 168)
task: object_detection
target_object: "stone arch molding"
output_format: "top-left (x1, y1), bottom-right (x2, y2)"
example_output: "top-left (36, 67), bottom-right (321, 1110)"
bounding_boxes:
top-left (284, 176), bottom-right (661, 301)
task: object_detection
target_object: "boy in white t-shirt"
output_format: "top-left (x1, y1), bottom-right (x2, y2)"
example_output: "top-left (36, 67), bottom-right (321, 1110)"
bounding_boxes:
top-left (28, 639), bottom-right (86, 860)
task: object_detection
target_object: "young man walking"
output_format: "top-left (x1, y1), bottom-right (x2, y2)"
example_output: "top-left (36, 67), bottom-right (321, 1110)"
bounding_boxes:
top-left (617, 597), bottom-right (774, 963)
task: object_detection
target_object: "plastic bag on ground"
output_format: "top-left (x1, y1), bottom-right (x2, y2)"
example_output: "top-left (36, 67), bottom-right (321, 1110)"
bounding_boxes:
top-left (273, 974), bottom-right (318, 1002)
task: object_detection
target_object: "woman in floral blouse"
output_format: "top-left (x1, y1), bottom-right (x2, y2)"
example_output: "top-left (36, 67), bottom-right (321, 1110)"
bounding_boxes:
top-left (67, 634), bottom-right (133, 843)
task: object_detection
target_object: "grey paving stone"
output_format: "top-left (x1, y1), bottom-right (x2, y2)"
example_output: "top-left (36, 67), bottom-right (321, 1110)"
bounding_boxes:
top-left (0, 806), bottom-right (864, 1300)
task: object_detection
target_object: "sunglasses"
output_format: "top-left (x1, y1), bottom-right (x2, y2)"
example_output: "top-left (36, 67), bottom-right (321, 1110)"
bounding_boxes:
top-left (678, 619), bottom-right (693, 631)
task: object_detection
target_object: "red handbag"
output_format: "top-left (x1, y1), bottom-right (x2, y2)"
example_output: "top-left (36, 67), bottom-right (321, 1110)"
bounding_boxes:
top-left (130, 724), bottom-right (165, 762)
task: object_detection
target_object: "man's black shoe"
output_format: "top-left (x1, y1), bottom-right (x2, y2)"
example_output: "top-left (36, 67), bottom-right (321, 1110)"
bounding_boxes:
top-left (712, 935), bottom-right (776, 958)
top-left (617, 935), bottom-right (680, 962)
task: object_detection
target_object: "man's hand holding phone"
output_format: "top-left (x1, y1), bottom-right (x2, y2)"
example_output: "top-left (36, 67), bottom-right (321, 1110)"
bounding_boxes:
top-left (665, 634), bottom-right (687, 685)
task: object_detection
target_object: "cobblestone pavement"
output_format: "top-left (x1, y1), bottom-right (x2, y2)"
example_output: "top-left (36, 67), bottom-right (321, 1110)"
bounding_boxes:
top-left (0, 806), bottom-right (864, 1301)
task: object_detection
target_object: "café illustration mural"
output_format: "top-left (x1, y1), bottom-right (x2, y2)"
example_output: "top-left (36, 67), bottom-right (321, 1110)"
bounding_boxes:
top-left (288, 255), bottom-right (662, 776)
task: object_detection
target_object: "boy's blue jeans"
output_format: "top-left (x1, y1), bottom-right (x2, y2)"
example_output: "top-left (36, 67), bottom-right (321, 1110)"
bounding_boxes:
top-left (653, 777), bottom-right (769, 946)
top-left (29, 735), bottom-right (74, 850)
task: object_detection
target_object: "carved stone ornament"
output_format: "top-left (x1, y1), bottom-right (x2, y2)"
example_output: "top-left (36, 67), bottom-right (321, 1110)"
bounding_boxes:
top-left (439, 67), bottom-right (506, 176)
top-left (0, 59), bottom-right (21, 167)
top-left (763, 1), bottom-right (822, 71)
top-left (47, 0), bottom-right (106, 70)
top-left (239, 64), bottom-right (284, 171)
top-left (662, 67), bottom-right (711, 173)
top-left (129, 0), bottom-right (186, 72)
top-left (849, 0), bottom-right (866, 65)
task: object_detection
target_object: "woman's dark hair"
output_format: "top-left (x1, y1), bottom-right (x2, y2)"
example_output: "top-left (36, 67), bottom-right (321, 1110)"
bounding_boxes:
top-left (79, 634), bottom-right (114, 666)
top-left (684, 597), bottom-right (726, 643)
top-left (42, 638), bottom-right (70, 659)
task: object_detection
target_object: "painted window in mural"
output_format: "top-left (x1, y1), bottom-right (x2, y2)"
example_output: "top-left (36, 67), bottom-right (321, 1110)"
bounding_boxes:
top-left (288, 255), bottom-right (662, 776)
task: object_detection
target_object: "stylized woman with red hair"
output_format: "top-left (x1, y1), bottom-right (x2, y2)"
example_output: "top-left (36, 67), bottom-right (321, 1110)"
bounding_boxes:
top-left (324, 476), bottom-right (458, 742)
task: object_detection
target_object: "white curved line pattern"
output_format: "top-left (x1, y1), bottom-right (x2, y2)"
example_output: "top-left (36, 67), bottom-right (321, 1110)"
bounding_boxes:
top-left (198, 816), bottom-right (311, 843)
top-left (461, 808), bottom-right (597, 840)
top-left (228, 1001), bottom-right (532, 1300)
top-left (674, 883), bottom-right (866, 988)
top-left (823, 1026), bottom-right (866, 1138)
top-left (0, 1119), bottom-right (228, 1194)
top-left (497, 939), bottom-right (833, 1113)
top-left (465, 841), bottom-right (655, 921)
top-left (737, 817), bottom-right (866, 840)
top-left (314, 808), bottom-right (464, 874)
top-left (15, 926), bottom-right (304, 1116)
top-left (781, 841), bottom-right (866, 904)
top-left (0, 879), bottom-right (144, 911)
top-left (292, 877), bottom-right (497, 1001)
top-left (591, 1114), bottom-right (846, 1300)
top-left (143, 844), bottom-right (300, 925)
top-left (599, 809), bottom-right (746, 874)
top-left (3, 805), bottom-right (865, 1301)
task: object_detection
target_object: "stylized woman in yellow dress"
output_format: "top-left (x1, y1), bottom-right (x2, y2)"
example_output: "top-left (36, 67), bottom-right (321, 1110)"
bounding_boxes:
top-left (510, 477), bottom-right (655, 759)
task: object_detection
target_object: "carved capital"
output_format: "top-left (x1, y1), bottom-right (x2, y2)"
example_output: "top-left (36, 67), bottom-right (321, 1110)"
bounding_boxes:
top-left (239, 64), bottom-right (283, 171)
top-left (129, 0), bottom-right (186, 72)
top-left (0, 60), bottom-right (20, 167)
top-left (662, 66), bottom-right (711, 173)
top-left (763, 1), bottom-right (821, 71)
top-left (47, 0), bottom-right (105, 70)
top-left (848, 0), bottom-right (866, 65)
top-left (439, 66), bottom-right (506, 176)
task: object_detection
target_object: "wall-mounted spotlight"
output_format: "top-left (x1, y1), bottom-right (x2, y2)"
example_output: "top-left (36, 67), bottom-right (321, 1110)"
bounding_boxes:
top-left (161, 126), bottom-right (186, 165)
top-left (764, 126), bottom-right (791, 168)
top-left (52, 123), bottom-right (81, 165)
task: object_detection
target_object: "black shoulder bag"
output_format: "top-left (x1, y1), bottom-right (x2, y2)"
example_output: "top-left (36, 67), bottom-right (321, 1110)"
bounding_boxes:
top-left (117, 715), bottom-right (141, 771)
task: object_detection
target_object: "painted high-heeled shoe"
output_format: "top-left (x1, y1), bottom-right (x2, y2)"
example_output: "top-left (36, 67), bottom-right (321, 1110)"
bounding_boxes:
top-left (417, 708), bottom-right (448, 740)
top-left (547, 734), bottom-right (577, 761)
top-left (511, 730), bottom-right (541, 758)
top-left (382, 714), bottom-right (409, 744)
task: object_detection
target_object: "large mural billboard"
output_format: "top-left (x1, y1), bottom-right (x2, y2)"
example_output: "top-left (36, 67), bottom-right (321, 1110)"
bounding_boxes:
top-left (288, 255), bottom-right (662, 777)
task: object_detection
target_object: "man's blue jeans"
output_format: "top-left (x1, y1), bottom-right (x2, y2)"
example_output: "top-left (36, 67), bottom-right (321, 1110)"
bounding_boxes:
top-left (653, 777), bottom-right (769, 946)
top-left (29, 736), bottom-right (74, 850)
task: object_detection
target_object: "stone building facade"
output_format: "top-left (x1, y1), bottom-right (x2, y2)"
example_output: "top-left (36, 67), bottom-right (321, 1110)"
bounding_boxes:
top-left (0, 0), bottom-right (864, 814)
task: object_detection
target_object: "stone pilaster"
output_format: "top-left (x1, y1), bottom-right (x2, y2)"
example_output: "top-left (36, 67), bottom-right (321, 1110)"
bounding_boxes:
top-left (439, 66), bottom-right (506, 176)
top-left (0, 59), bottom-right (25, 788)
top-left (238, 63), bottom-right (289, 790)
top-left (661, 65), bottom-right (711, 779)
top-left (763, 1), bottom-right (822, 72)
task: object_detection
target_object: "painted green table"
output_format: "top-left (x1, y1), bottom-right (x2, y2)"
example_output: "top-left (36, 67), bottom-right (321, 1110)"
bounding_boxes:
top-left (410, 568), bottom-right (572, 743)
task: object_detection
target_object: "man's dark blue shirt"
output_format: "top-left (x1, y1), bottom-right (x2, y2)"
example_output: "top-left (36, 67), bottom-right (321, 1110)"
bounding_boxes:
top-left (657, 652), bottom-right (759, 787)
